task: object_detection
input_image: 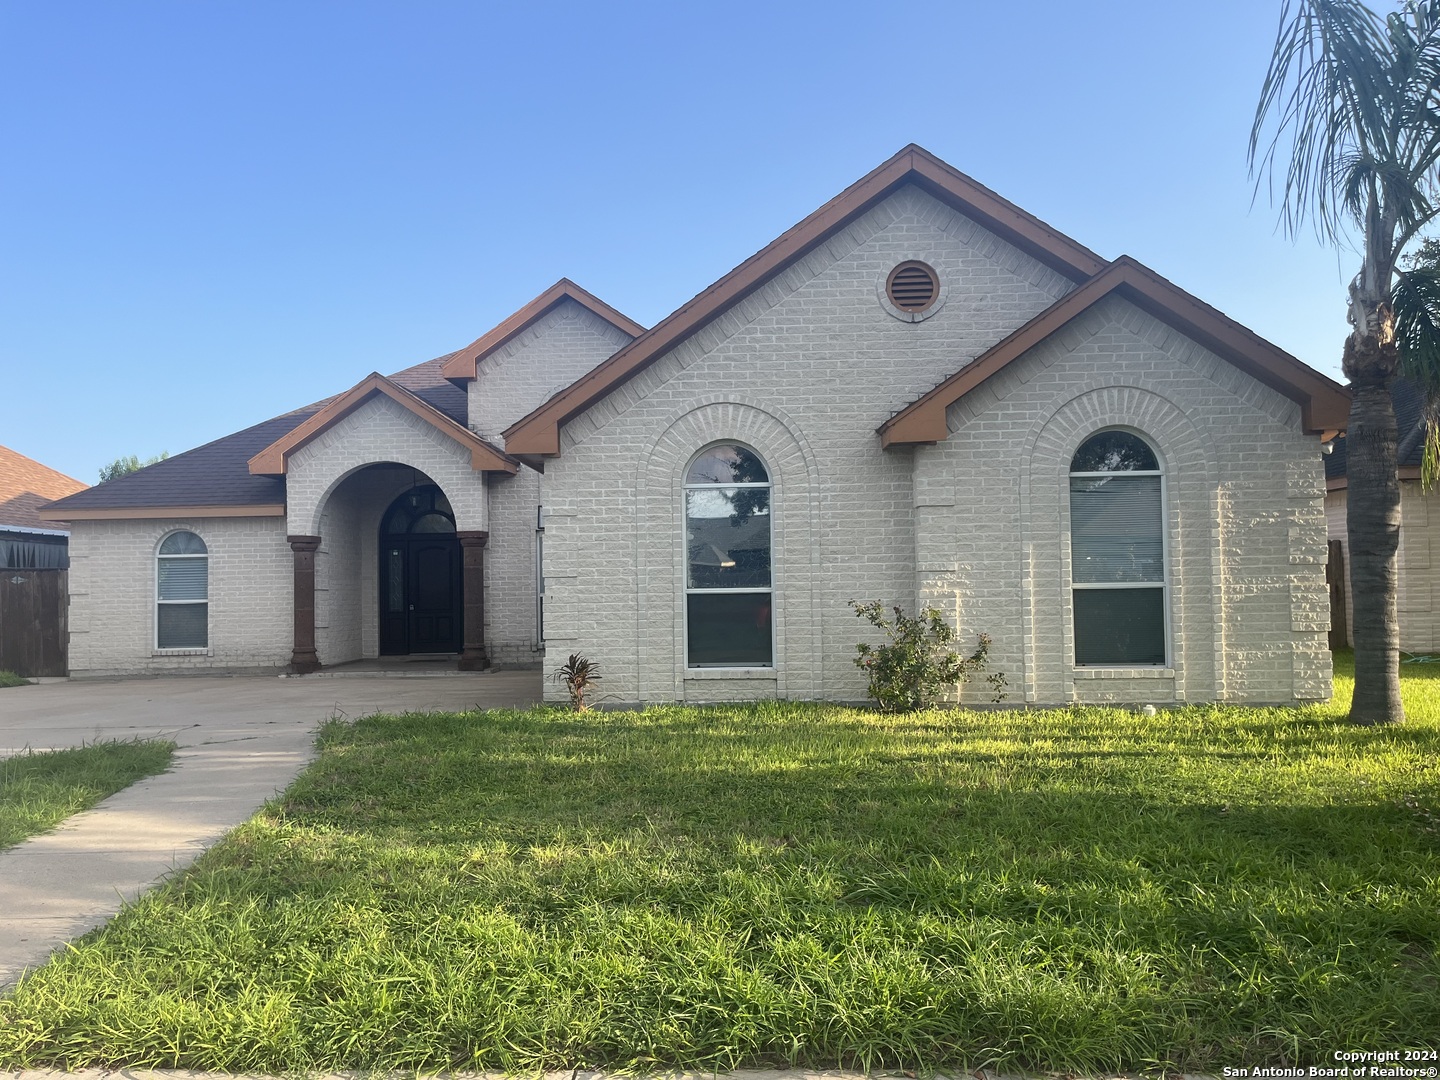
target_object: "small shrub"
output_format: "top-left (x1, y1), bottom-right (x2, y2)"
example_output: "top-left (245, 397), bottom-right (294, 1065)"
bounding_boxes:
top-left (0, 670), bottom-right (29, 689)
top-left (552, 653), bottom-right (602, 711)
top-left (850, 599), bottom-right (1006, 711)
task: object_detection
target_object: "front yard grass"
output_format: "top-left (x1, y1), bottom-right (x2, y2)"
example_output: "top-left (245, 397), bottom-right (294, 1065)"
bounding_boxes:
top-left (0, 661), bottom-right (1436, 1074)
top-left (0, 740), bottom-right (176, 851)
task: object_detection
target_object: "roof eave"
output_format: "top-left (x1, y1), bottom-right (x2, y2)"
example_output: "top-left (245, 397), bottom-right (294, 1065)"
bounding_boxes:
top-left (880, 256), bottom-right (1351, 447)
top-left (39, 503), bottom-right (287, 521)
top-left (438, 279), bottom-right (646, 385)
top-left (503, 144), bottom-right (1110, 458)
top-left (248, 373), bottom-right (519, 477)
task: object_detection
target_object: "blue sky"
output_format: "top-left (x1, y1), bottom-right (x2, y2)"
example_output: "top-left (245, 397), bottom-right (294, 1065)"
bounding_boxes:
top-left (1, 1), bottom-right (1362, 484)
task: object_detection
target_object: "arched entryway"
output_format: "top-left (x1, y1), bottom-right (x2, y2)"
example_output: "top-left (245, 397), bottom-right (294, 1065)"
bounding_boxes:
top-left (378, 484), bottom-right (462, 655)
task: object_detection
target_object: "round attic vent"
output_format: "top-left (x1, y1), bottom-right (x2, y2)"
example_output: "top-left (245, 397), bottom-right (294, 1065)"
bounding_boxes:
top-left (886, 261), bottom-right (938, 313)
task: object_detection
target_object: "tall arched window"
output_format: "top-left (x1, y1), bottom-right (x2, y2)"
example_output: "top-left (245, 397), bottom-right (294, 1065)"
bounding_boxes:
top-left (685, 444), bottom-right (772, 667)
top-left (1069, 430), bottom-right (1166, 665)
top-left (156, 530), bottom-right (208, 649)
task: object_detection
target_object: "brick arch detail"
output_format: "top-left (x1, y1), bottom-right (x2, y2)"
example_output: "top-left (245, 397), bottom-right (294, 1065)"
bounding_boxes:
top-left (1019, 384), bottom-right (1223, 704)
top-left (285, 395), bottom-right (488, 537)
top-left (635, 398), bottom-right (821, 702)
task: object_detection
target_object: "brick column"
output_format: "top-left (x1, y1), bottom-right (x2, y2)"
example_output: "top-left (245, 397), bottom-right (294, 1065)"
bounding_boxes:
top-left (457, 530), bottom-right (490, 671)
top-left (288, 534), bottom-right (322, 674)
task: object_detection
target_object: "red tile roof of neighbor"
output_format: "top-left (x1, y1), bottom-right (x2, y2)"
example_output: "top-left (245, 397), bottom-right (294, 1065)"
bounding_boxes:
top-left (0, 445), bottom-right (88, 531)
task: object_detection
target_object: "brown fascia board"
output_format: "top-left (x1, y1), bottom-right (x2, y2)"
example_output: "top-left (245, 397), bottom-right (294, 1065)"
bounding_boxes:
top-left (1327, 464), bottom-right (1422, 491)
top-left (879, 256), bottom-right (1352, 447)
top-left (248, 372), bottom-right (518, 476)
top-left (39, 503), bottom-right (286, 521)
top-left (438, 279), bottom-right (647, 384)
top-left (502, 144), bottom-right (1111, 457)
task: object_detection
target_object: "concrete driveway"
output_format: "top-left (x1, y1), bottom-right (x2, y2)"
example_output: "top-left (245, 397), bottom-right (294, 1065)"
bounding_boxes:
top-left (0, 670), bottom-right (541, 986)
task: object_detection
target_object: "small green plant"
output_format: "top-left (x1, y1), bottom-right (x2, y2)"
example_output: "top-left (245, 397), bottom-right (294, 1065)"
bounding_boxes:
top-left (552, 653), bottom-right (602, 711)
top-left (850, 599), bottom-right (1006, 711)
top-left (0, 670), bottom-right (29, 688)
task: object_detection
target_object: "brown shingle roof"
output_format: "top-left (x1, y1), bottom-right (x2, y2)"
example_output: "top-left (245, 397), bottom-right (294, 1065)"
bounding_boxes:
top-left (1325, 377), bottom-right (1430, 482)
top-left (40, 351), bottom-right (465, 517)
top-left (247, 371), bottom-right (516, 477)
top-left (0, 445), bottom-right (88, 530)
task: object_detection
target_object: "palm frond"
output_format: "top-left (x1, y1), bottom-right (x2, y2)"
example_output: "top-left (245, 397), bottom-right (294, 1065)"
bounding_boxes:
top-left (1392, 264), bottom-right (1440, 380)
top-left (1391, 264), bottom-right (1440, 486)
top-left (1422, 401), bottom-right (1440, 488)
top-left (1251, 0), bottom-right (1393, 242)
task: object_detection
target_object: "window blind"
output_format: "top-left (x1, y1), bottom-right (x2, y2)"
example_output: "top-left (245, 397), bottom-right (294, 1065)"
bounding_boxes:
top-left (158, 559), bottom-right (208, 601)
top-left (1069, 475), bottom-right (1163, 583)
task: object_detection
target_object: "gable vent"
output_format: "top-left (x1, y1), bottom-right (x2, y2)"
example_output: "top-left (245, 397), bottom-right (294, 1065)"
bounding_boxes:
top-left (886, 262), bottom-right (938, 313)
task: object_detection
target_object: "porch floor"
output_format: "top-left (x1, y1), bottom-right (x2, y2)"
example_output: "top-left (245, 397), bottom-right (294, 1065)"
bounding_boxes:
top-left (301, 655), bottom-right (480, 678)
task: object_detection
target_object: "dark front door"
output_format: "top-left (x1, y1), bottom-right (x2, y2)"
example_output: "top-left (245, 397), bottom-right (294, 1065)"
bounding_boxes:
top-left (379, 485), bottom-right (463, 655)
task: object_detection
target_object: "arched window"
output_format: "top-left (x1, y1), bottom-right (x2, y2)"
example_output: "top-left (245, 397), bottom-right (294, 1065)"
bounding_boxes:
top-left (1069, 430), bottom-right (1166, 665)
top-left (685, 444), bottom-right (772, 667)
top-left (156, 531), bottom-right (208, 649)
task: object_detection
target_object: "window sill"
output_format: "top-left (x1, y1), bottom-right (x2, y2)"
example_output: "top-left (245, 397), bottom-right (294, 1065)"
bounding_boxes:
top-left (153, 649), bottom-right (212, 657)
top-left (684, 667), bottom-right (777, 680)
top-left (1073, 667), bottom-right (1174, 679)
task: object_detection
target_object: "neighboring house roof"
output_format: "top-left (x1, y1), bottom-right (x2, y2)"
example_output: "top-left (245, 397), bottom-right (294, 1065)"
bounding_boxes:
top-left (438, 279), bottom-right (646, 384)
top-left (247, 371), bottom-right (518, 476)
top-left (879, 256), bottom-right (1351, 445)
top-left (1325, 377), bottom-right (1432, 487)
top-left (0, 445), bottom-right (88, 531)
top-left (40, 351), bottom-right (465, 520)
top-left (502, 145), bottom-right (1344, 458)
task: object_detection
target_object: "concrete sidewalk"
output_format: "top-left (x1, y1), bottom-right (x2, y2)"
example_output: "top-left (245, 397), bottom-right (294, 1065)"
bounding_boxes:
top-left (0, 671), bottom-right (541, 986)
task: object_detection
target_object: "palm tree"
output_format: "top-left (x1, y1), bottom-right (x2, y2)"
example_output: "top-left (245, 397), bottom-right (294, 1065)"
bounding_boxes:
top-left (1251, 0), bottom-right (1440, 723)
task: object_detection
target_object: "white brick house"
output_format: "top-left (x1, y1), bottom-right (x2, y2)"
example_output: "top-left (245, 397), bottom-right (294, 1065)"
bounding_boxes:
top-left (42, 145), bottom-right (1350, 704)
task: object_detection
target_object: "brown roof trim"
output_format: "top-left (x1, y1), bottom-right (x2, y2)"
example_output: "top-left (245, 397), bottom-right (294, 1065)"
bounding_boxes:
top-left (247, 373), bottom-right (518, 476)
top-left (879, 256), bottom-right (1352, 446)
top-left (438, 279), bottom-right (646, 384)
top-left (39, 504), bottom-right (286, 521)
top-left (1327, 464), bottom-right (1422, 491)
top-left (503, 144), bottom-right (1110, 457)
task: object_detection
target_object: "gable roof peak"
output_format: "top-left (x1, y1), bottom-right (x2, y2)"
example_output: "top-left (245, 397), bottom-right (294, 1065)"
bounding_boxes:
top-left (503, 145), bottom-right (1111, 457)
top-left (879, 252), bottom-right (1350, 444)
top-left (439, 278), bottom-right (645, 385)
top-left (248, 371), bottom-right (518, 477)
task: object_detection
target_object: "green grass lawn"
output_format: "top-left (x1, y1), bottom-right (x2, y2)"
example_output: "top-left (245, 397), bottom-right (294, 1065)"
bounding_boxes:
top-left (0, 741), bottom-right (176, 851)
top-left (0, 662), bottom-right (1436, 1074)
top-left (0, 670), bottom-right (30, 688)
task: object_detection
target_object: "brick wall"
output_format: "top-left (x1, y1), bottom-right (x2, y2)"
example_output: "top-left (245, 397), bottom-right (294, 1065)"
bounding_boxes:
top-left (484, 468), bottom-right (543, 668)
top-left (921, 293), bottom-right (1329, 705)
top-left (541, 183), bottom-right (1075, 704)
top-left (469, 298), bottom-right (636, 440)
top-left (67, 516), bottom-right (291, 676)
top-left (287, 395), bottom-right (489, 535)
top-left (65, 301), bottom-right (631, 675)
top-left (539, 183), bottom-right (1331, 705)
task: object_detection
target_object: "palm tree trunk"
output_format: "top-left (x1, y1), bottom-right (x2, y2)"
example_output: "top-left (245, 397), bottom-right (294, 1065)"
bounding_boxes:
top-left (1345, 376), bottom-right (1405, 724)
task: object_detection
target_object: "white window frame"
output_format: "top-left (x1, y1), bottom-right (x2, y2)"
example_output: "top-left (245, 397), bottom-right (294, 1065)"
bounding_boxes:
top-left (682, 442), bottom-right (776, 671)
top-left (1068, 430), bottom-right (1171, 668)
top-left (154, 530), bottom-right (209, 653)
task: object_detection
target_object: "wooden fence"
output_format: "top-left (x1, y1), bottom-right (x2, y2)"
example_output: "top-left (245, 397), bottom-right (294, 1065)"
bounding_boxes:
top-left (1326, 539), bottom-right (1349, 652)
top-left (0, 568), bottom-right (67, 677)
